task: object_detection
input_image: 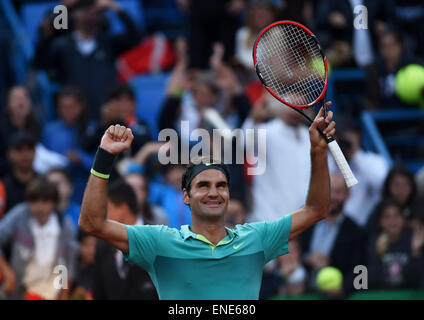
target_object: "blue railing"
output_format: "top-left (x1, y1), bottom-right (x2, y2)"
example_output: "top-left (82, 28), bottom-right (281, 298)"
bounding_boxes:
top-left (361, 109), bottom-right (424, 173)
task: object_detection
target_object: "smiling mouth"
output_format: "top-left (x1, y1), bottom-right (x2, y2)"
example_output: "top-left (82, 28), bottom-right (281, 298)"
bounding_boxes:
top-left (203, 200), bottom-right (222, 207)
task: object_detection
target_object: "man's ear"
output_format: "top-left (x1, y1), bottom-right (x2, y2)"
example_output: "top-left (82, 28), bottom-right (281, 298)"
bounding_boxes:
top-left (182, 188), bottom-right (190, 205)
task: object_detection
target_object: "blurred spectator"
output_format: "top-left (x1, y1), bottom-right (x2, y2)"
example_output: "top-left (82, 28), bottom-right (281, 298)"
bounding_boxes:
top-left (0, 132), bottom-right (37, 217)
top-left (367, 199), bottom-right (424, 289)
top-left (0, 177), bottom-right (78, 299)
top-left (315, 0), bottom-right (395, 68)
top-left (0, 18), bottom-right (14, 122)
top-left (392, 0), bottom-right (424, 57)
top-left (155, 164), bottom-right (192, 229)
top-left (46, 168), bottom-right (81, 230)
top-left (300, 173), bottom-right (366, 297)
top-left (366, 166), bottom-right (422, 234)
top-left (234, 0), bottom-right (277, 71)
top-left (69, 230), bottom-right (97, 300)
top-left (364, 29), bottom-right (421, 110)
top-left (186, 0), bottom-right (244, 69)
top-left (225, 197), bottom-right (246, 229)
top-left (123, 141), bottom-right (191, 228)
top-left (243, 95), bottom-right (311, 222)
top-left (159, 41), bottom-right (251, 134)
top-left (46, 0), bottom-right (140, 119)
top-left (329, 118), bottom-right (389, 227)
top-left (42, 85), bottom-right (93, 202)
top-left (278, 0), bottom-right (314, 25)
top-left (124, 173), bottom-right (168, 225)
top-left (33, 0), bottom-right (75, 71)
top-left (1, 85), bottom-right (40, 139)
top-left (93, 180), bottom-right (158, 299)
top-left (83, 83), bottom-right (152, 158)
top-left (0, 86), bottom-right (68, 178)
top-left (158, 41), bottom-right (249, 200)
top-left (276, 239), bottom-right (307, 297)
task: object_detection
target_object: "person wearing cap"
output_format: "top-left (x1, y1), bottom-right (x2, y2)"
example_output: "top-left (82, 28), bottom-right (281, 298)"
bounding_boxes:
top-left (79, 105), bottom-right (336, 300)
top-left (0, 131), bottom-right (37, 217)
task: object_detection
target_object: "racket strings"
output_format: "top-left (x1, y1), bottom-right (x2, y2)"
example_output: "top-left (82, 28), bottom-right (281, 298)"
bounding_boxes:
top-left (256, 23), bottom-right (325, 106)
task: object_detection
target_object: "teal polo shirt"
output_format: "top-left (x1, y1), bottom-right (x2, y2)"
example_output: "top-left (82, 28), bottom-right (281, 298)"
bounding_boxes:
top-left (123, 214), bottom-right (292, 300)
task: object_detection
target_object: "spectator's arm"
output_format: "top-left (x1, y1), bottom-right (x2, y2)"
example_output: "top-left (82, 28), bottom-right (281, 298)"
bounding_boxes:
top-left (231, 93), bottom-right (252, 127)
top-left (74, 149), bottom-right (96, 172)
top-left (0, 255), bottom-right (16, 296)
top-left (107, 3), bottom-right (140, 55)
top-left (350, 151), bottom-right (388, 192)
top-left (158, 96), bottom-right (182, 131)
top-left (0, 204), bottom-right (23, 252)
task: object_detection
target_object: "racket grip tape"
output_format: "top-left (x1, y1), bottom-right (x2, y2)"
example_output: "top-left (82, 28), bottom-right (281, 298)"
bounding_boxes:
top-left (327, 140), bottom-right (358, 188)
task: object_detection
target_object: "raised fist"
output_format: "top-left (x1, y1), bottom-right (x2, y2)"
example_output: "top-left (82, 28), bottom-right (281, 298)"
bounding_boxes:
top-left (100, 124), bottom-right (134, 155)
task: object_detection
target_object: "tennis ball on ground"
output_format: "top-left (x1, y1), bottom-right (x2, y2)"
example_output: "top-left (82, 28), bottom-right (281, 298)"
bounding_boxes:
top-left (316, 266), bottom-right (343, 291)
top-left (395, 64), bottom-right (424, 105)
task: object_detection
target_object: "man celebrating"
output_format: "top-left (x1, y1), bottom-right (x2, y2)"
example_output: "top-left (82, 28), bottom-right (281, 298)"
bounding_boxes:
top-left (79, 106), bottom-right (336, 300)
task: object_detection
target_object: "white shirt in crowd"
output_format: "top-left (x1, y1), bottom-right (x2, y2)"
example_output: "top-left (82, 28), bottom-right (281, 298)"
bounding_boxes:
top-left (24, 213), bottom-right (61, 300)
top-left (244, 117), bottom-right (311, 222)
top-left (328, 149), bottom-right (389, 227)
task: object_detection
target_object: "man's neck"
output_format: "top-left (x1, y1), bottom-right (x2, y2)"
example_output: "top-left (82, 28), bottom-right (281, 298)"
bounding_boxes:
top-left (13, 167), bottom-right (35, 185)
top-left (75, 29), bottom-right (95, 41)
top-left (191, 220), bottom-right (228, 246)
top-left (326, 211), bottom-right (342, 224)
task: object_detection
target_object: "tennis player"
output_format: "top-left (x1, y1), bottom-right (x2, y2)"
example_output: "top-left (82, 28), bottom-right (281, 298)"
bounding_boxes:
top-left (79, 104), bottom-right (336, 300)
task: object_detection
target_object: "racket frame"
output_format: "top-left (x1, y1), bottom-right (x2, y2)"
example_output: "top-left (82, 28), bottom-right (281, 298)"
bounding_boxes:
top-left (253, 20), bottom-right (329, 110)
top-left (252, 20), bottom-right (358, 187)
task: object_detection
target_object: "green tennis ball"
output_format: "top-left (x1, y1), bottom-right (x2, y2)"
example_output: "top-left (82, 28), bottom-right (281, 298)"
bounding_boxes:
top-left (309, 58), bottom-right (328, 78)
top-left (316, 266), bottom-right (343, 291)
top-left (395, 64), bottom-right (424, 105)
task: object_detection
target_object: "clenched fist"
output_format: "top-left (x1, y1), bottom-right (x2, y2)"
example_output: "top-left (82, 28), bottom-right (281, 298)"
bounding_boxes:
top-left (100, 124), bottom-right (134, 155)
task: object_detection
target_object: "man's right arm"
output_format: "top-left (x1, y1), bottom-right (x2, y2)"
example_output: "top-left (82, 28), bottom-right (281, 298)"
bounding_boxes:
top-left (78, 125), bottom-right (134, 253)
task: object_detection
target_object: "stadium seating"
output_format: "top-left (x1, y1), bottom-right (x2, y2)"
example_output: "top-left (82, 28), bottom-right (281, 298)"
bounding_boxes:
top-left (129, 72), bottom-right (171, 138)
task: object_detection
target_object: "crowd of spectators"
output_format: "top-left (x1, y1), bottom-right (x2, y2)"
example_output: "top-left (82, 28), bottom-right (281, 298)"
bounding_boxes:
top-left (0, 0), bottom-right (424, 300)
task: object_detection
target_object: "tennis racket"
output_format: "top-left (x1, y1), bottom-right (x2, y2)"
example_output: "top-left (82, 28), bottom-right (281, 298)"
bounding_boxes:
top-left (253, 20), bottom-right (358, 187)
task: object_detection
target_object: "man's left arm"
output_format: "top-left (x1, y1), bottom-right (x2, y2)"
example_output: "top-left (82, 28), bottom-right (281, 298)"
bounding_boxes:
top-left (289, 103), bottom-right (335, 241)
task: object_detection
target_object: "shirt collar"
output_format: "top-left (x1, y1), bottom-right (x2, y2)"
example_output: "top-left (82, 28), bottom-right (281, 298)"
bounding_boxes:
top-left (180, 225), bottom-right (239, 241)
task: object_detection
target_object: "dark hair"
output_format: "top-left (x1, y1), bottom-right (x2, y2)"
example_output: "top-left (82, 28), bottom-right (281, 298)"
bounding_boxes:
top-left (181, 156), bottom-right (230, 194)
top-left (46, 168), bottom-right (73, 186)
top-left (382, 165), bottom-right (417, 207)
top-left (106, 83), bottom-right (135, 102)
top-left (6, 86), bottom-right (41, 141)
top-left (379, 27), bottom-right (404, 47)
top-left (125, 173), bottom-right (155, 224)
top-left (376, 198), bottom-right (406, 225)
top-left (108, 179), bottom-right (138, 216)
top-left (56, 85), bottom-right (87, 135)
top-left (25, 177), bottom-right (59, 204)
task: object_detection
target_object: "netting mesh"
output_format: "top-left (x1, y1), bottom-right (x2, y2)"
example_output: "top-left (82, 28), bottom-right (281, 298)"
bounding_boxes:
top-left (255, 23), bottom-right (326, 106)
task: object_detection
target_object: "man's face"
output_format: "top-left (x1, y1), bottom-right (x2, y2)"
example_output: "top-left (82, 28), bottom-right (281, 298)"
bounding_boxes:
top-left (46, 171), bottom-right (73, 203)
top-left (192, 83), bottom-right (218, 110)
top-left (329, 174), bottom-right (349, 216)
top-left (72, 5), bottom-right (99, 32)
top-left (8, 144), bottom-right (35, 170)
top-left (183, 169), bottom-right (229, 220)
top-left (380, 205), bottom-right (405, 237)
top-left (7, 86), bottom-right (31, 119)
top-left (113, 95), bottom-right (136, 122)
top-left (29, 199), bottom-right (55, 225)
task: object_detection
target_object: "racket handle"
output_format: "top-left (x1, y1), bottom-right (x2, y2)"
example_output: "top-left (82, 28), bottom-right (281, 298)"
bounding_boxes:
top-left (327, 140), bottom-right (358, 188)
